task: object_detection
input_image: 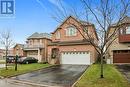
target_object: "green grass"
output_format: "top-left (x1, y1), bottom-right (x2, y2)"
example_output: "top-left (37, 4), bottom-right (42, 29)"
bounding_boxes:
top-left (75, 64), bottom-right (130, 87)
top-left (0, 63), bottom-right (51, 77)
top-left (0, 60), bottom-right (5, 64)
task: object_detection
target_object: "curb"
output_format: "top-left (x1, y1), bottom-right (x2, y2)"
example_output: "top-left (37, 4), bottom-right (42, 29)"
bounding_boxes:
top-left (0, 76), bottom-right (4, 79)
top-left (9, 79), bottom-right (62, 87)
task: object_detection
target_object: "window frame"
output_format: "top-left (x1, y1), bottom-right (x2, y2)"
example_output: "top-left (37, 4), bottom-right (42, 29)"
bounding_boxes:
top-left (66, 26), bottom-right (77, 36)
top-left (126, 26), bottom-right (130, 34)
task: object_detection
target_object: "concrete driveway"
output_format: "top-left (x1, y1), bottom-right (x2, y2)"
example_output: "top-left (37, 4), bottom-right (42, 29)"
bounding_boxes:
top-left (11, 65), bottom-right (88, 87)
top-left (116, 65), bottom-right (130, 82)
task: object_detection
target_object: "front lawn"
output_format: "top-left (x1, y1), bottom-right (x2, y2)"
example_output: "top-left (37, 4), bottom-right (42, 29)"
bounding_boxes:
top-left (0, 63), bottom-right (51, 77)
top-left (0, 60), bottom-right (5, 64)
top-left (75, 64), bottom-right (130, 87)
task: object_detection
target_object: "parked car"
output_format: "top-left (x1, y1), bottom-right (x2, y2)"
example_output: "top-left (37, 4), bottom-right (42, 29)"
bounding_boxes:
top-left (6, 56), bottom-right (15, 63)
top-left (17, 57), bottom-right (38, 64)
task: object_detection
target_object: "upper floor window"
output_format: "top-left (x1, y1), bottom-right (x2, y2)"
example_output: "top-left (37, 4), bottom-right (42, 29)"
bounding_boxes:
top-left (83, 27), bottom-right (89, 35)
top-left (40, 39), bottom-right (42, 44)
top-left (56, 31), bottom-right (60, 39)
top-left (126, 26), bottom-right (130, 34)
top-left (34, 39), bottom-right (38, 45)
top-left (66, 26), bottom-right (77, 36)
top-left (29, 40), bottom-right (32, 45)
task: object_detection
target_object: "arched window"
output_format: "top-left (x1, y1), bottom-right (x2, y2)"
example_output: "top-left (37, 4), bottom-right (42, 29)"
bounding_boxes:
top-left (66, 26), bottom-right (77, 36)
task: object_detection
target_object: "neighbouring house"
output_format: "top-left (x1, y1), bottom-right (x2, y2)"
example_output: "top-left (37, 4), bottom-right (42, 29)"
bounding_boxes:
top-left (23, 32), bottom-right (51, 62)
top-left (8, 48), bottom-right (14, 56)
top-left (1, 48), bottom-right (14, 59)
top-left (0, 49), bottom-right (4, 59)
top-left (47, 16), bottom-right (98, 65)
top-left (106, 16), bottom-right (130, 64)
top-left (13, 44), bottom-right (25, 57)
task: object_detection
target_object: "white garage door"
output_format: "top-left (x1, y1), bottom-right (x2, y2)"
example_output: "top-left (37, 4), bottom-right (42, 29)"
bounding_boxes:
top-left (61, 51), bottom-right (90, 65)
top-left (27, 53), bottom-right (38, 59)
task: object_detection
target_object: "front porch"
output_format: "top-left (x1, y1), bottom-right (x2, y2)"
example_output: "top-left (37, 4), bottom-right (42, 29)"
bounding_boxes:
top-left (24, 47), bottom-right (45, 62)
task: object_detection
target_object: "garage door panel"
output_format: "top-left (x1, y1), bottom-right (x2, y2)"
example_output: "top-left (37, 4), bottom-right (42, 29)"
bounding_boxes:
top-left (27, 54), bottom-right (38, 59)
top-left (113, 51), bottom-right (130, 63)
top-left (61, 52), bottom-right (90, 65)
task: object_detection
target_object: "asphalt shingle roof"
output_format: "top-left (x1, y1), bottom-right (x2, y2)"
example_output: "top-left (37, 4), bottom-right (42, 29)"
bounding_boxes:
top-left (27, 32), bottom-right (51, 39)
top-left (79, 20), bottom-right (92, 25)
top-left (112, 16), bottom-right (130, 26)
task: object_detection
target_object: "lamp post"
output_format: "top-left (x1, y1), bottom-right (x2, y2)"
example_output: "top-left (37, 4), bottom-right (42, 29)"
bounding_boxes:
top-left (15, 48), bottom-right (19, 71)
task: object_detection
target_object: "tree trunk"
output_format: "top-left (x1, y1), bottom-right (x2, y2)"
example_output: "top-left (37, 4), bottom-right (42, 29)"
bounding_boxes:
top-left (100, 54), bottom-right (104, 78)
top-left (5, 46), bottom-right (8, 70)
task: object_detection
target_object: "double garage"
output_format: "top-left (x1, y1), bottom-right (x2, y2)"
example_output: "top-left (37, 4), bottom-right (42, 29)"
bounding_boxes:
top-left (113, 50), bottom-right (130, 63)
top-left (60, 51), bottom-right (91, 65)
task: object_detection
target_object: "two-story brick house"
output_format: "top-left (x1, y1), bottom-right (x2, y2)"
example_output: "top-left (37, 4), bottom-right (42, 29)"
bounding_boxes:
top-left (13, 44), bottom-right (25, 57)
top-left (47, 16), bottom-right (98, 65)
top-left (24, 32), bottom-right (51, 62)
top-left (106, 16), bottom-right (130, 64)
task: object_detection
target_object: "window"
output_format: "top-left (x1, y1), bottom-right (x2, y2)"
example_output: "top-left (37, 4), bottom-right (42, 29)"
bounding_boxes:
top-left (66, 26), bottom-right (77, 36)
top-left (40, 39), bottom-right (42, 44)
top-left (120, 28), bottom-right (123, 34)
top-left (29, 40), bottom-right (32, 45)
top-left (56, 31), bottom-right (60, 39)
top-left (83, 28), bottom-right (88, 33)
top-left (83, 27), bottom-right (89, 35)
top-left (34, 39), bottom-right (38, 45)
top-left (126, 26), bottom-right (130, 34)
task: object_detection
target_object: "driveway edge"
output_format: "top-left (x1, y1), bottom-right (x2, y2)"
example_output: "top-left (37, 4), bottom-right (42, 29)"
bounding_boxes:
top-left (71, 65), bottom-right (90, 87)
top-left (115, 65), bottom-right (130, 83)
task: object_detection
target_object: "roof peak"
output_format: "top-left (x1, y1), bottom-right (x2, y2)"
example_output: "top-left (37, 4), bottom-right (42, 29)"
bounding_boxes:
top-left (52, 15), bottom-right (93, 33)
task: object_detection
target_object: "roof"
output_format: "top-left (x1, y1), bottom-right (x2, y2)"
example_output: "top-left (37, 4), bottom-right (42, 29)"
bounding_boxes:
top-left (52, 16), bottom-right (93, 34)
top-left (48, 39), bottom-right (91, 46)
top-left (51, 16), bottom-right (98, 40)
top-left (27, 32), bottom-right (51, 40)
top-left (24, 47), bottom-right (44, 51)
top-left (120, 16), bottom-right (130, 24)
top-left (14, 44), bottom-right (25, 48)
top-left (79, 20), bottom-right (92, 25)
top-left (112, 16), bottom-right (130, 26)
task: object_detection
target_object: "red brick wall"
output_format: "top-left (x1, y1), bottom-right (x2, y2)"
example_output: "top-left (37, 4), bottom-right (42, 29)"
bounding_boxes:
top-left (52, 17), bottom-right (98, 42)
top-left (48, 45), bottom-right (97, 64)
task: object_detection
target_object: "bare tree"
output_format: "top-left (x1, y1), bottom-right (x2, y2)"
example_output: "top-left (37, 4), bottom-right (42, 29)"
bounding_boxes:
top-left (0, 30), bottom-right (14, 70)
top-left (48, 0), bottom-right (130, 78)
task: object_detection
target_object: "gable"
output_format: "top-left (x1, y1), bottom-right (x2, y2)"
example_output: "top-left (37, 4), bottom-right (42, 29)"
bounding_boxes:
top-left (52, 16), bottom-right (81, 34)
top-left (52, 16), bottom-right (98, 42)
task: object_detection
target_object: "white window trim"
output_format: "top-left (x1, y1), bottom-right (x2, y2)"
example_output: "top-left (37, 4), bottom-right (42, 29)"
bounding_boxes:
top-left (126, 26), bottom-right (130, 34)
top-left (66, 26), bottom-right (77, 36)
